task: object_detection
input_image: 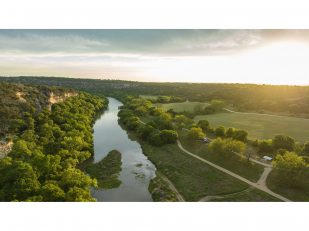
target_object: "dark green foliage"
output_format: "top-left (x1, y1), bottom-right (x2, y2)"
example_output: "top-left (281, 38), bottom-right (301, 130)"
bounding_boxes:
top-left (215, 126), bottom-right (226, 137)
top-left (197, 120), bottom-right (210, 131)
top-left (233, 129), bottom-right (248, 142)
top-left (118, 96), bottom-right (178, 147)
top-left (303, 142), bottom-right (309, 156)
top-left (208, 138), bottom-right (246, 157)
top-left (258, 140), bottom-right (274, 154)
top-left (225, 127), bottom-right (236, 138)
top-left (148, 173), bottom-right (179, 202)
top-left (160, 130), bottom-right (178, 144)
top-left (187, 127), bottom-right (205, 140)
top-left (0, 157), bottom-right (40, 201)
top-left (0, 88), bottom-right (107, 201)
top-left (272, 135), bottom-right (295, 151)
top-left (268, 151), bottom-right (309, 201)
top-left (148, 131), bottom-right (164, 146)
top-left (136, 124), bottom-right (155, 140)
top-left (83, 150), bottom-right (122, 189)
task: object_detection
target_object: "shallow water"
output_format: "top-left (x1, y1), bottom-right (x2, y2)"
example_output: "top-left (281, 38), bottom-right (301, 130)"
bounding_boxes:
top-left (91, 97), bottom-right (156, 201)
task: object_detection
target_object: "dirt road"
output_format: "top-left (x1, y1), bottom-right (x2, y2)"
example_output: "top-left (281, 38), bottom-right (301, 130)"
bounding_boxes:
top-left (177, 140), bottom-right (291, 202)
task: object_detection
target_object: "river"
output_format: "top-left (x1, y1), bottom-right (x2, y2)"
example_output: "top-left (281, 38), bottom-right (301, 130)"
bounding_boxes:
top-left (91, 97), bottom-right (156, 201)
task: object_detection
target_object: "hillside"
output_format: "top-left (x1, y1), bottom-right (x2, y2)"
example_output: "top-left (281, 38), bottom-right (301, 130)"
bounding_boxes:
top-left (1, 76), bottom-right (309, 117)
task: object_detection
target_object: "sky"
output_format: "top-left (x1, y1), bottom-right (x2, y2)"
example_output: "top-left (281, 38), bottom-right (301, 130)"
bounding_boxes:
top-left (0, 29), bottom-right (309, 85)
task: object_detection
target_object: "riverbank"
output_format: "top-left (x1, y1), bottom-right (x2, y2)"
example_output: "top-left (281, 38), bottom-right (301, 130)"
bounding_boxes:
top-left (148, 171), bottom-right (184, 202)
top-left (83, 150), bottom-right (122, 189)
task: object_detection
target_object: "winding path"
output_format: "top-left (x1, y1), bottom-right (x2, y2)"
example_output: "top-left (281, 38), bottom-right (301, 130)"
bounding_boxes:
top-left (177, 140), bottom-right (291, 202)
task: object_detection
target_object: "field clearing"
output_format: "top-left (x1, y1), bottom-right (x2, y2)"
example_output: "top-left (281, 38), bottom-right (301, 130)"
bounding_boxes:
top-left (161, 101), bottom-right (209, 113)
top-left (140, 95), bottom-right (159, 100)
top-left (195, 112), bottom-right (309, 142)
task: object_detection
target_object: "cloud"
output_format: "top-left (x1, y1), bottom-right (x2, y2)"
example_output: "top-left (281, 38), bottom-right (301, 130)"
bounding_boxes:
top-left (0, 29), bottom-right (269, 57)
top-left (1, 30), bottom-right (309, 85)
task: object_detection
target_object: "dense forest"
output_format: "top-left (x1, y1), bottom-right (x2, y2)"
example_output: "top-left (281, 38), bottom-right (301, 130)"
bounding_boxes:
top-left (0, 82), bottom-right (76, 139)
top-left (1, 76), bottom-right (309, 117)
top-left (0, 82), bottom-right (107, 201)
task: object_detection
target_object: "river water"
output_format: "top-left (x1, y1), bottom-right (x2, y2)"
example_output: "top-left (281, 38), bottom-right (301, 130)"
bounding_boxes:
top-left (91, 97), bottom-right (156, 201)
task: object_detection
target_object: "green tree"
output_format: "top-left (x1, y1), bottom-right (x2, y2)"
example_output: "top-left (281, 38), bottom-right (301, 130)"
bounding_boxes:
top-left (272, 151), bottom-right (308, 187)
top-left (224, 139), bottom-right (246, 156)
top-left (225, 127), bottom-right (235, 138)
top-left (136, 124), bottom-right (155, 140)
top-left (160, 130), bottom-right (178, 144)
top-left (233, 129), bottom-right (248, 142)
top-left (273, 135), bottom-right (295, 151)
top-left (148, 131), bottom-right (164, 146)
top-left (60, 168), bottom-right (97, 191)
top-left (0, 158), bottom-right (40, 201)
top-left (10, 139), bottom-right (32, 158)
top-left (208, 138), bottom-right (246, 157)
top-left (65, 186), bottom-right (96, 202)
top-left (41, 181), bottom-right (65, 201)
top-left (174, 115), bottom-right (190, 124)
top-left (258, 140), bottom-right (273, 154)
top-left (210, 100), bottom-right (225, 111)
top-left (187, 127), bottom-right (205, 140)
top-left (197, 120), bottom-right (210, 131)
top-left (215, 126), bottom-right (226, 137)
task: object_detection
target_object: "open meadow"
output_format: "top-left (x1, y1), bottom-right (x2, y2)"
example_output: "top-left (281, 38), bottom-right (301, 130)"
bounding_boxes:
top-left (195, 111), bottom-right (309, 142)
top-left (160, 101), bottom-right (209, 113)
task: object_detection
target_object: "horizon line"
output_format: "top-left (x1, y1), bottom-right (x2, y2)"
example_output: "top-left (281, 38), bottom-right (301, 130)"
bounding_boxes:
top-left (1, 75), bottom-right (308, 87)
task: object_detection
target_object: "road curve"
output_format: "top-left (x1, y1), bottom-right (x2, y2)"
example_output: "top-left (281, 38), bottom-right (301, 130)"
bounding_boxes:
top-left (177, 140), bottom-right (291, 202)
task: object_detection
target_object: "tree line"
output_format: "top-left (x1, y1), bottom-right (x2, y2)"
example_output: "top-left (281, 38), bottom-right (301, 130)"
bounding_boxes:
top-left (2, 76), bottom-right (309, 117)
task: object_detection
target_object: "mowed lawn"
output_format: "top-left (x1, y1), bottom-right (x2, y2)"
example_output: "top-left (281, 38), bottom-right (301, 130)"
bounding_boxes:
top-left (195, 112), bottom-right (309, 142)
top-left (161, 101), bottom-right (209, 113)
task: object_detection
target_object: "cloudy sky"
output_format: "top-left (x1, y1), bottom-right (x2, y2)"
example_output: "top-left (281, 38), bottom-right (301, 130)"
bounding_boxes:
top-left (0, 30), bottom-right (309, 85)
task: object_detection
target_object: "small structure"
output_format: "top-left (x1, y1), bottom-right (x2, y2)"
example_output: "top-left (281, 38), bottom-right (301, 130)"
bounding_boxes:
top-left (199, 137), bottom-right (211, 143)
top-left (262, 156), bottom-right (273, 161)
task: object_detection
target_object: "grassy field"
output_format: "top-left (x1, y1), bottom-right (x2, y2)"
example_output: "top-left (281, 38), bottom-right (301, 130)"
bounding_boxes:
top-left (178, 131), bottom-right (265, 182)
top-left (266, 171), bottom-right (309, 201)
top-left (209, 187), bottom-right (281, 202)
top-left (141, 142), bottom-right (249, 201)
top-left (161, 101), bottom-right (209, 113)
top-left (195, 112), bottom-right (309, 142)
top-left (140, 95), bottom-right (159, 100)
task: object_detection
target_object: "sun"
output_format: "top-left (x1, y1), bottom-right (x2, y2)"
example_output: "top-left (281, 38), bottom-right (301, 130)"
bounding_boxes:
top-left (140, 41), bottom-right (309, 85)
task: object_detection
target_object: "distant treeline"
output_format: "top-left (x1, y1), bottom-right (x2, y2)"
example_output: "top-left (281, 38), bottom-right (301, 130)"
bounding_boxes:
top-left (1, 76), bottom-right (309, 117)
